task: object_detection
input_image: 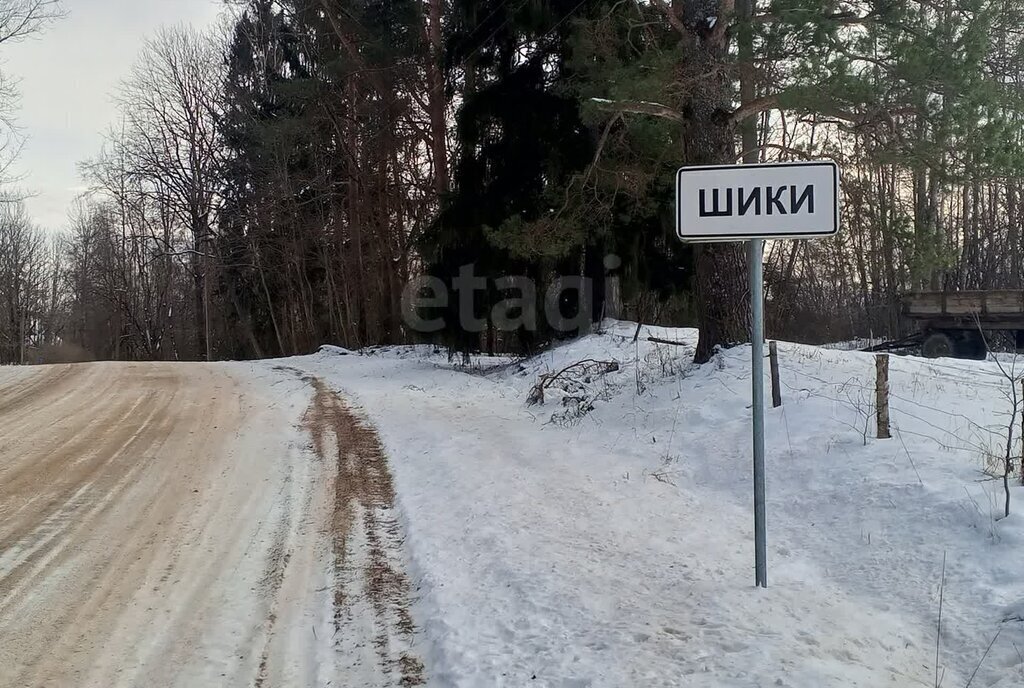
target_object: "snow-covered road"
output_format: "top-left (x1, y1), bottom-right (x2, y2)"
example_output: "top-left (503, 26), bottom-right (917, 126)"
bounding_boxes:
top-left (0, 361), bottom-right (423, 688)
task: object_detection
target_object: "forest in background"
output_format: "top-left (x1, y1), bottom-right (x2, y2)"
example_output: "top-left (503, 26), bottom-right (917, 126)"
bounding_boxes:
top-left (5, 0), bottom-right (1024, 363)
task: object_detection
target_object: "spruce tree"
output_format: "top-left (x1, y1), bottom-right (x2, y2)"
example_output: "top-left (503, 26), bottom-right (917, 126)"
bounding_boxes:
top-left (419, 0), bottom-right (606, 354)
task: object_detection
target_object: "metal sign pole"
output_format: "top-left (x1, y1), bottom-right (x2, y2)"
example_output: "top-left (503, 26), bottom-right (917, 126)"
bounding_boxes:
top-left (749, 238), bottom-right (767, 588)
top-left (675, 159), bottom-right (838, 588)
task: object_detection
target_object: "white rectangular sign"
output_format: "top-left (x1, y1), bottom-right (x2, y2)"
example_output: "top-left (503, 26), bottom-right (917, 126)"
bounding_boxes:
top-left (676, 160), bottom-right (840, 242)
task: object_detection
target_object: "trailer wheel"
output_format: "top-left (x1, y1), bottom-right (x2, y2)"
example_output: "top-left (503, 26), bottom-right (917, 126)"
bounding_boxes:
top-left (957, 331), bottom-right (988, 360)
top-left (922, 332), bottom-right (955, 359)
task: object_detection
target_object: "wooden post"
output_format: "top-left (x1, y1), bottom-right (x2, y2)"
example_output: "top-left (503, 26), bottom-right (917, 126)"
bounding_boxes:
top-left (876, 354), bottom-right (891, 440)
top-left (769, 341), bottom-right (782, 408)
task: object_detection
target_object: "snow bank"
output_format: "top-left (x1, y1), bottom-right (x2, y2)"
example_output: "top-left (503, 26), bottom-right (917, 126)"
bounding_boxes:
top-left (288, 321), bottom-right (1024, 687)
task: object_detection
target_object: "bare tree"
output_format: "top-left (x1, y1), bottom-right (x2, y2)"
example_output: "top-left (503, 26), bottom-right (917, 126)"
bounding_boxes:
top-left (0, 0), bottom-right (60, 45)
top-left (0, 202), bottom-right (48, 363)
top-left (0, 0), bottom-right (62, 198)
top-left (82, 26), bottom-right (224, 361)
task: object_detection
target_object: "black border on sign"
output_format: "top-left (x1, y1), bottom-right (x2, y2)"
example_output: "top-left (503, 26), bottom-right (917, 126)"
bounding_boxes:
top-left (675, 160), bottom-right (840, 242)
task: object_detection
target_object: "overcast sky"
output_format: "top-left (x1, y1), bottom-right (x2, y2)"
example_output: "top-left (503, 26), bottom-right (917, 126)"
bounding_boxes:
top-left (2, 0), bottom-right (226, 231)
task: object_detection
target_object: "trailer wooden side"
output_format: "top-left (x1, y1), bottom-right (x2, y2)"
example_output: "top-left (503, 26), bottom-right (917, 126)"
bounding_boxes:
top-left (904, 290), bottom-right (1024, 328)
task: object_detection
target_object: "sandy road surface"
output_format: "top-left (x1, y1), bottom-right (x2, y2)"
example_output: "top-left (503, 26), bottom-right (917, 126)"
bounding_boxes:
top-left (0, 362), bottom-right (423, 688)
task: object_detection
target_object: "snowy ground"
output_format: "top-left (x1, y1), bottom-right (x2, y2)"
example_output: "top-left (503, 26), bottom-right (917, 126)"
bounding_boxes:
top-left (289, 321), bottom-right (1024, 687)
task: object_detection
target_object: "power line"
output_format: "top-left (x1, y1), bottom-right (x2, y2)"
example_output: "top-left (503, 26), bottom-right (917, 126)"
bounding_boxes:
top-left (458, 0), bottom-right (590, 73)
top-left (453, 0), bottom-right (519, 59)
top-left (458, 0), bottom-right (532, 68)
top-left (538, 0), bottom-right (590, 42)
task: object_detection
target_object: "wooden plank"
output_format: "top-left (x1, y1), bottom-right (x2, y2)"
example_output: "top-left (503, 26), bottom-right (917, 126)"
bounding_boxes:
top-left (904, 291), bottom-right (1024, 319)
top-left (985, 291), bottom-right (1024, 314)
top-left (904, 292), bottom-right (944, 316)
top-left (945, 293), bottom-right (983, 315)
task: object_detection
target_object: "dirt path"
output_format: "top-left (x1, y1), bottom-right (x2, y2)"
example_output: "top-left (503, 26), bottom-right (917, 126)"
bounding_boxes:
top-left (0, 362), bottom-right (423, 688)
top-left (300, 375), bottom-right (424, 687)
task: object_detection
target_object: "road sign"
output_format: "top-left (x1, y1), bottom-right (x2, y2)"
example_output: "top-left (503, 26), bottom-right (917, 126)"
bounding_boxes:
top-left (676, 161), bottom-right (840, 242)
top-left (675, 159), bottom-right (842, 589)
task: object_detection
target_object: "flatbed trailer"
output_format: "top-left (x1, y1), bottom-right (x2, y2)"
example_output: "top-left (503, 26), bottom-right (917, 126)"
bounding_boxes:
top-left (901, 290), bottom-right (1024, 359)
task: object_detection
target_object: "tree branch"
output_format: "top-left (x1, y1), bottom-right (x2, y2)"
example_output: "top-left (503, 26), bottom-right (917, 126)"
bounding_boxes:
top-left (590, 97), bottom-right (682, 122)
top-left (730, 94), bottom-right (778, 123)
top-left (734, 144), bottom-right (816, 162)
top-left (729, 93), bottom-right (918, 128)
top-left (751, 9), bottom-right (881, 26)
top-left (649, 0), bottom-right (689, 37)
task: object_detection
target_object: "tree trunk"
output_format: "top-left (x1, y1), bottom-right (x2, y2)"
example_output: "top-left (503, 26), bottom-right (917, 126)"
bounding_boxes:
top-left (425, 0), bottom-right (448, 196)
top-left (193, 257), bottom-right (208, 361)
top-left (1010, 182), bottom-right (1021, 281)
top-left (682, 1), bottom-right (750, 364)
